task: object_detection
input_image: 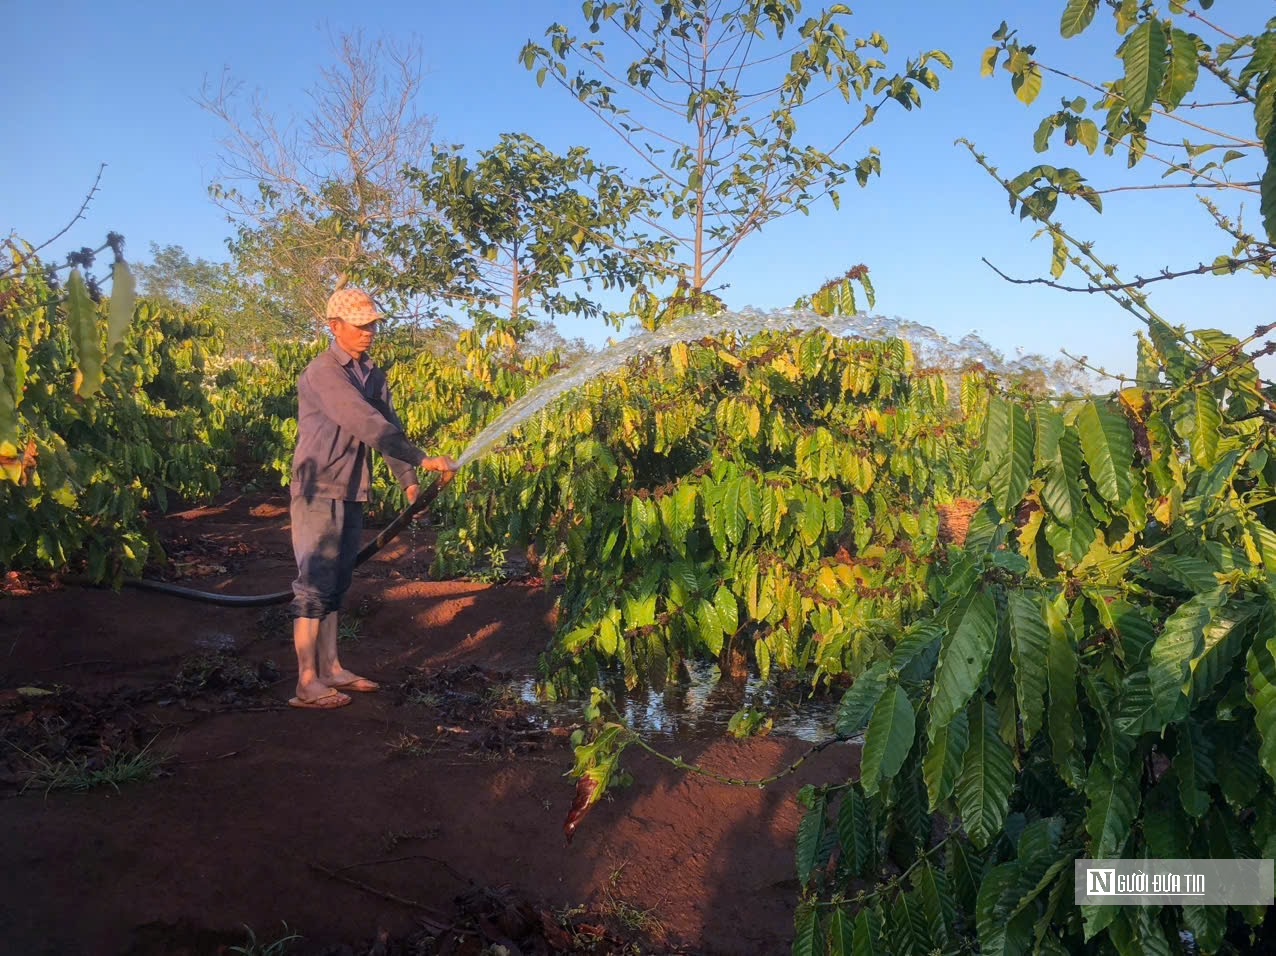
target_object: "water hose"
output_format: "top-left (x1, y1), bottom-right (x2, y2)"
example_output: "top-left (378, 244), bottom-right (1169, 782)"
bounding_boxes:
top-left (121, 473), bottom-right (453, 607)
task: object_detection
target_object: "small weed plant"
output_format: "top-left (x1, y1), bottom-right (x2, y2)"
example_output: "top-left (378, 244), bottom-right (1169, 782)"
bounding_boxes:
top-left (229, 922), bottom-right (301, 956)
top-left (18, 736), bottom-right (170, 795)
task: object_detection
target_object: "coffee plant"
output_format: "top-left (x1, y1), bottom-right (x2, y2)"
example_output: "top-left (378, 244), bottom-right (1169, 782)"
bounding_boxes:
top-left (783, 316), bottom-right (1276, 954)
top-left (780, 2), bottom-right (1276, 952)
top-left (209, 339), bottom-right (325, 486)
top-left (450, 317), bottom-right (987, 697)
top-left (0, 241), bottom-right (223, 582)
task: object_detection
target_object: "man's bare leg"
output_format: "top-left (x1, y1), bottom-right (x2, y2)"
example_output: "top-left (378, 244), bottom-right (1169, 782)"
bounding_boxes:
top-left (293, 616), bottom-right (336, 702)
top-left (318, 611), bottom-right (378, 690)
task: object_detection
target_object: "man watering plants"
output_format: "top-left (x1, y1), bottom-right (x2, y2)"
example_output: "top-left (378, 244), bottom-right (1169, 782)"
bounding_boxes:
top-left (287, 287), bottom-right (459, 710)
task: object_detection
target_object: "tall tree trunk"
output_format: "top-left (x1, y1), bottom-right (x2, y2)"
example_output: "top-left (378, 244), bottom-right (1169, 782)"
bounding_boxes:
top-left (692, 10), bottom-right (709, 291)
top-left (510, 236), bottom-right (521, 321)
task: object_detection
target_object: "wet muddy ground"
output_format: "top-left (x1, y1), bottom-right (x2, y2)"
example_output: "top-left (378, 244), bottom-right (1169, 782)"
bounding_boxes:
top-left (1, 490), bottom-right (857, 955)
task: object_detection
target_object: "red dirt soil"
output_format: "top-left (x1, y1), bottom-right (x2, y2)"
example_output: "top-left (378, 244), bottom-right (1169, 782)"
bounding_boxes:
top-left (0, 491), bottom-right (856, 955)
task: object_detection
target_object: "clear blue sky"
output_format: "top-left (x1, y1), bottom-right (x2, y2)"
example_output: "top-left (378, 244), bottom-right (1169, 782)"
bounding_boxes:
top-left (6, 1), bottom-right (1270, 376)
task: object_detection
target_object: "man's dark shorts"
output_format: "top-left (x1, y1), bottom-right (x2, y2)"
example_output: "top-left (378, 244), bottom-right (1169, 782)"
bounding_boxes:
top-left (290, 496), bottom-right (364, 619)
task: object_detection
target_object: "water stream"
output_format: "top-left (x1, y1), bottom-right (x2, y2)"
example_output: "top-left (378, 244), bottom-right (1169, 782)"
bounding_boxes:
top-left (457, 306), bottom-right (1062, 466)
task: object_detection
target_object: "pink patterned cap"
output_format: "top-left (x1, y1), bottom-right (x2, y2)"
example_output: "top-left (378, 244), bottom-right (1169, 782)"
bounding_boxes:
top-left (325, 288), bottom-right (380, 326)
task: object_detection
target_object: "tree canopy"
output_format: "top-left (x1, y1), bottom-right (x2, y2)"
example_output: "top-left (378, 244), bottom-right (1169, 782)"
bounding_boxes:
top-left (521, 0), bottom-right (951, 295)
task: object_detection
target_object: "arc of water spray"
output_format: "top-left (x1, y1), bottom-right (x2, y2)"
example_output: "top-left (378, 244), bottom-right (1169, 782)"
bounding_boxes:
top-left (457, 307), bottom-right (1054, 467)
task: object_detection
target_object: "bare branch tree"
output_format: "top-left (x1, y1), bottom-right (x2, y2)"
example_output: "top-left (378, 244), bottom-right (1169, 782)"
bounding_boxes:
top-left (199, 29), bottom-right (435, 332)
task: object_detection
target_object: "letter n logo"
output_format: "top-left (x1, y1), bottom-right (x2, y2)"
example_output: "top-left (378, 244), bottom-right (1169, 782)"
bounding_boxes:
top-left (1087, 869), bottom-right (1116, 895)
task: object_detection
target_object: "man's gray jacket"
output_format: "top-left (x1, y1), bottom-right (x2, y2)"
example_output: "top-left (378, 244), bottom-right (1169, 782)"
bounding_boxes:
top-left (290, 341), bottom-right (425, 501)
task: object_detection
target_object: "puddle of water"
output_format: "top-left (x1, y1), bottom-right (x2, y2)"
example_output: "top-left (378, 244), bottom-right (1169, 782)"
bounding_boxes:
top-left (515, 659), bottom-right (845, 743)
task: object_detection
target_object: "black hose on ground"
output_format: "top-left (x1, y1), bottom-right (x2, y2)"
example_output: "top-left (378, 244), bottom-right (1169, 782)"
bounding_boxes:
top-left (121, 474), bottom-right (452, 607)
top-left (120, 577), bottom-right (295, 607)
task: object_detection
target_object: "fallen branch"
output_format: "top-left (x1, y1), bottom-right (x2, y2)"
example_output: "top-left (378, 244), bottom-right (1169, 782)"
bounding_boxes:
top-left (177, 702), bottom-right (289, 714)
top-left (335, 852), bottom-right (475, 887)
top-left (306, 860), bottom-right (456, 933)
top-left (177, 750), bottom-right (242, 764)
top-left (45, 659), bottom-right (115, 671)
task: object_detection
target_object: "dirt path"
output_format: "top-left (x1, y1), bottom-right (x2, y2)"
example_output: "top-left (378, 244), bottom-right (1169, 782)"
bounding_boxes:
top-left (0, 492), bottom-right (855, 955)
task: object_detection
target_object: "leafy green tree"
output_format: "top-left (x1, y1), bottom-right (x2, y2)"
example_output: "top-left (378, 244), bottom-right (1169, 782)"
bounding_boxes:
top-left (373, 133), bottom-right (676, 332)
top-left (521, 0), bottom-right (951, 299)
top-left (134, 243), bottom-right (223, 308)
top-left (523, 320), bottom-right (594, 363)
top-left (973, 1), bottom-right (1273, 294)
top-left (135, 243), bottom-right (299, 358)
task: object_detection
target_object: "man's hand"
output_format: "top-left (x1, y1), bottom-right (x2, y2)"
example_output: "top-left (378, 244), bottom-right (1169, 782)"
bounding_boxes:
top-left (420, 455), bottom-right (461, 474)
top-left (405, 484), bottom-right (420, 504)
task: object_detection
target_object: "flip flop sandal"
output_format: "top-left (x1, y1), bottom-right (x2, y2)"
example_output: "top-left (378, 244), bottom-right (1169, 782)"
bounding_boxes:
top-left (331, 677), bottom-right (380, 693)
top-left (288, 689), bottom-right (352, 709)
